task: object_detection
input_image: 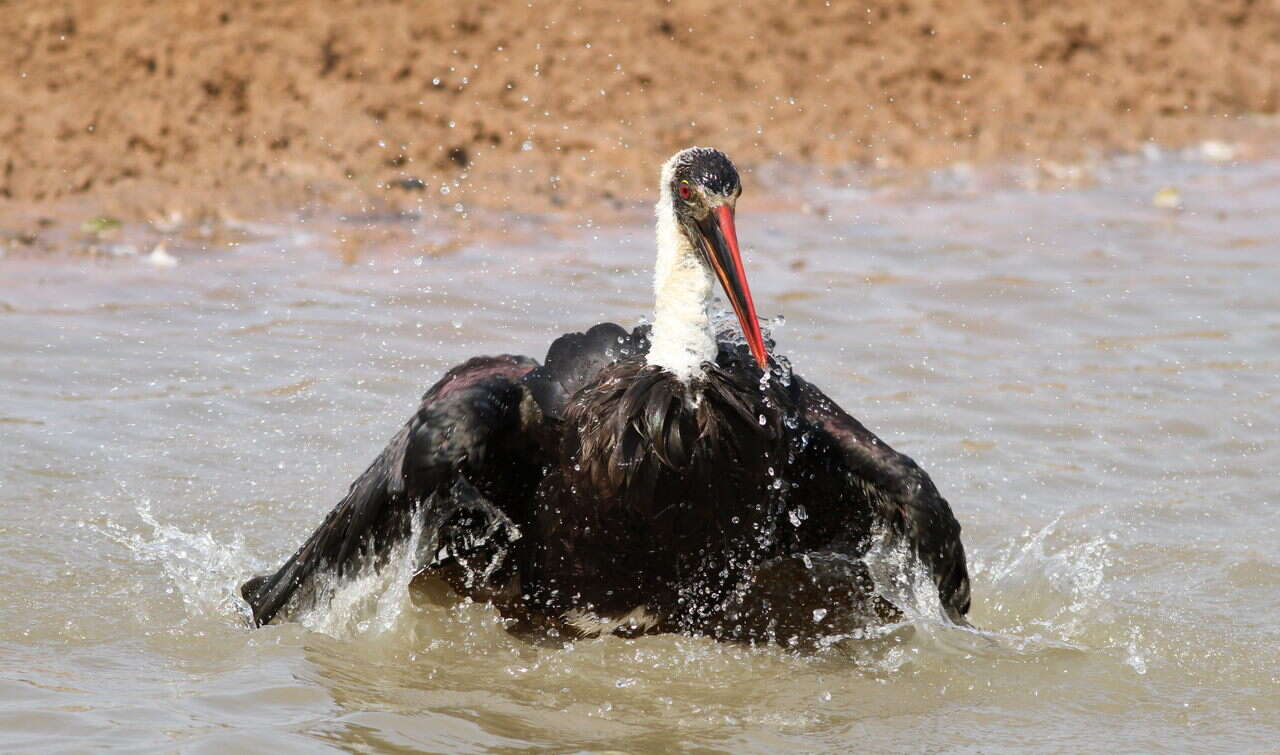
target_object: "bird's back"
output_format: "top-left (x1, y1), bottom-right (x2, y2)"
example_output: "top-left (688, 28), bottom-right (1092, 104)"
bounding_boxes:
top-left (522, 350), bottom-right (796, 633)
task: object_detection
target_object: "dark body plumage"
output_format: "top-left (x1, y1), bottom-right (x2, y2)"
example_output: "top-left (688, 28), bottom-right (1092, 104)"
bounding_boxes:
top-left (242, 323), bottom-right (970, 642)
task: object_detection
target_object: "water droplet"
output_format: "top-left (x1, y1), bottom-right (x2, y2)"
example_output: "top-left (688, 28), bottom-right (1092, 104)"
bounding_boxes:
top-left (812, 608), bottom-right (828, 622)
top-left (758, 414), bottom-right (767, 426)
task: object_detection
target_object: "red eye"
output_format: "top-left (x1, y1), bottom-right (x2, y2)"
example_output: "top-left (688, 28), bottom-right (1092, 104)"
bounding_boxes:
top-left (678, 184), bottom-right (692, 200)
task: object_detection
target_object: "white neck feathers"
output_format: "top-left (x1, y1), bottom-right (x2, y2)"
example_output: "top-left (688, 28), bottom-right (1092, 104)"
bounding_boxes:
top-left (646, 157), bottom-right (716, 381)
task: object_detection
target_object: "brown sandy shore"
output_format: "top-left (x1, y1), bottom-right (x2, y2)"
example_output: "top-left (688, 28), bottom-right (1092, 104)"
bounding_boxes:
top-left (2, 0), bottom-right (1279, 229)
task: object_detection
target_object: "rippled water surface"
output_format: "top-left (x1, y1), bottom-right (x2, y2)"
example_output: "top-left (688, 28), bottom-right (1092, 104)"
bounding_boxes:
top-left (2, 156), bottom-right (1278, 752)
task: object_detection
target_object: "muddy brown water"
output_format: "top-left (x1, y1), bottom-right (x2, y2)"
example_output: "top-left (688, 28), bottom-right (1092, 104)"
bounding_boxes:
top-left (2, 154), bottom-right (1278, 752)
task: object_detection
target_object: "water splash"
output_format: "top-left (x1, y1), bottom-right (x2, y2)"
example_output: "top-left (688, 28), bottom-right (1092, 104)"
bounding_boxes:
top-left (95, 499), bottom-right (426, 638)
top-left (93, 496), bottom-right (1128, 674)
top-left (960, 514), bottom-right (1161, 674)
top-left (972, 515), bottom-right (1114, 639)
top-left (94, 500), bottom-right (258, 623)
top-left (862, 528), bottom-right (951, 624)
top-left (287, 513), bottom-right (429, 638)
top-left (710, 307), bottom-right (778, 348)
top-left (787, 522), bottom-right (1103, 671)
top-left (1124, 625), bottom-right (1148, 675)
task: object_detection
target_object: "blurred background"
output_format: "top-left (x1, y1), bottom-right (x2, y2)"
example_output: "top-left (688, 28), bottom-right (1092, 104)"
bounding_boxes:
top-left (2, 2), bottom-right (1278, 752)
top-left (2, 0), bottom-right (1277, 220)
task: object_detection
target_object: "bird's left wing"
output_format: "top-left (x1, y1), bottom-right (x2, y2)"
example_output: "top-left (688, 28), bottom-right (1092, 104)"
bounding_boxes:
top-left (784, 374), bottom-right (971, 622)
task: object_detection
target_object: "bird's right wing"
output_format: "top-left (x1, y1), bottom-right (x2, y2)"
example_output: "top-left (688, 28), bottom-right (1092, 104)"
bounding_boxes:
top-left (240, 354), bottom-right (546, 626)
top-left (785, 374), bottom-right (971, 622)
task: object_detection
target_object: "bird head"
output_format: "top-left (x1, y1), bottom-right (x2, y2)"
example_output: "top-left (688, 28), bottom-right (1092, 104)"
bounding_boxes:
top-left (663, 147), bottom-right (767, 370)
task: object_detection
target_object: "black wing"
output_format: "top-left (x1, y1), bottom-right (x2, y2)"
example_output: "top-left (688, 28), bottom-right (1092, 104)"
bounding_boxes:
top-left (524, 322), bottom-right (650, 419)
top-left (785, 374), bottom-right (971, 623)
top-left (240, 354), bottom-right (547, 626)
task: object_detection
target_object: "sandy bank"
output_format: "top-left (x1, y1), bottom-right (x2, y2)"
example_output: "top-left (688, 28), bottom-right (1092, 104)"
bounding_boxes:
top-left (2, 0), bottom-right (1278, 221)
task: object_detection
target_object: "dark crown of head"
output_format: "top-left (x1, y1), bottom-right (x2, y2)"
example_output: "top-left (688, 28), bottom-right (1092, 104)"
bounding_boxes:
top-left (672, 148), bottom-right (740, 196)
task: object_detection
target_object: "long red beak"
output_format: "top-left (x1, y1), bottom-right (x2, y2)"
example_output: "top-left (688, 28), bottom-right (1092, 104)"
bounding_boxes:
top-left (696, 204), bottom-right (768, 370)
